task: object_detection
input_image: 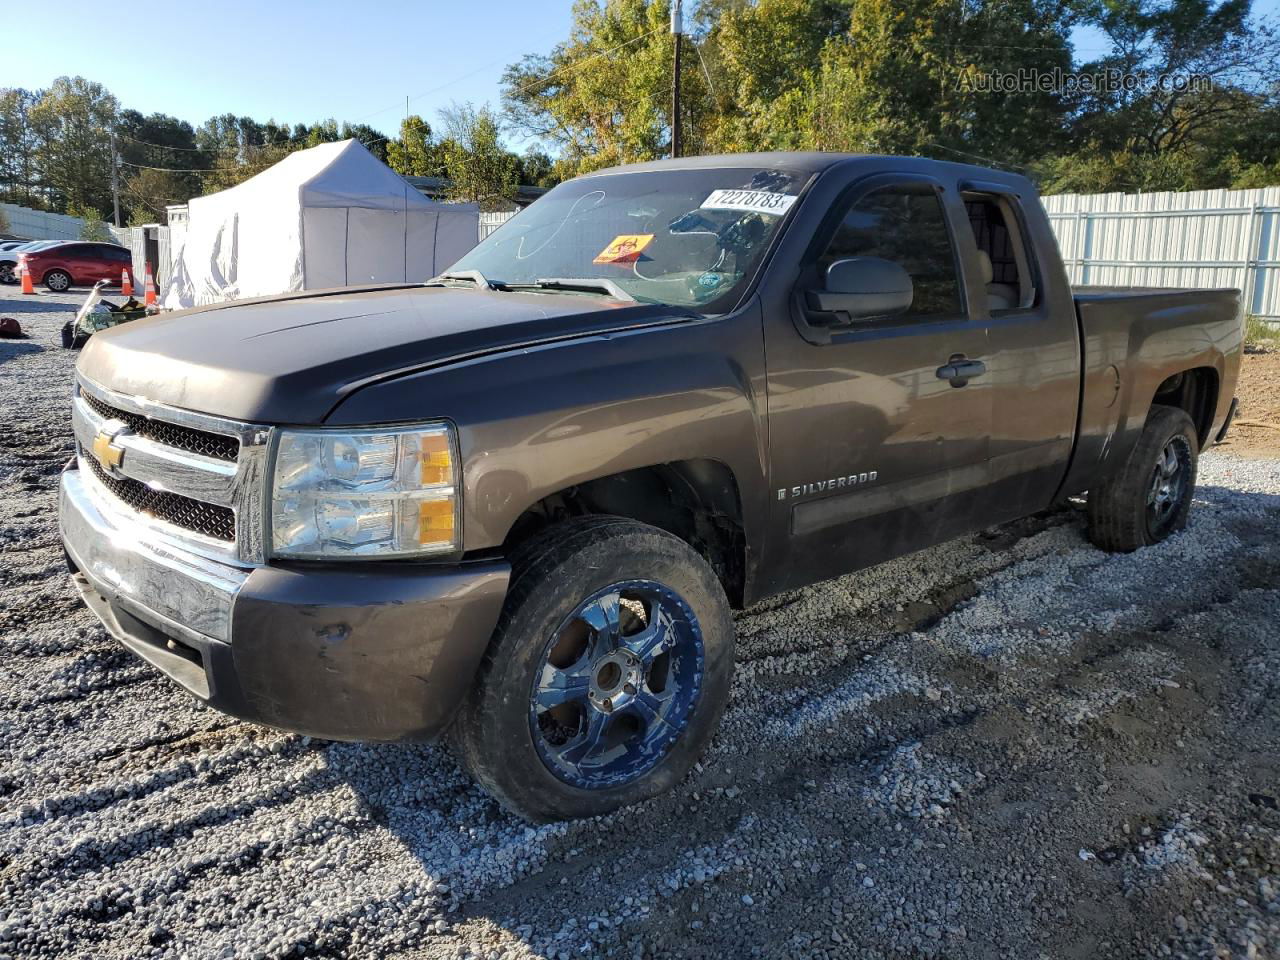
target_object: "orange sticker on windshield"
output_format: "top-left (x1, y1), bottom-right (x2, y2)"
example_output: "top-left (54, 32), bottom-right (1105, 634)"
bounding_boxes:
top-left (593, 234), bottom-right (653, 264)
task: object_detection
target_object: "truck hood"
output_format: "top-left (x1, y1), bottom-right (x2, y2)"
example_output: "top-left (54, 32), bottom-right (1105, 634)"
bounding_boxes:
top-left (77, 285), bottom-right (694, 423)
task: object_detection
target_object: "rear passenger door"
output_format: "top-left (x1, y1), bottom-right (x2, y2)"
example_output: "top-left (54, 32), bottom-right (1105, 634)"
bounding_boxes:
top-left (957, 185), bottom-right (1079, 520)
top-left (762, 173), bottom-right (994, 593)
top-left (103, 245), bottom-right (133, 285)
top-left (86, 245), bottom-right (120, 284)
top-left (54, 244), bottom-right (86, 282)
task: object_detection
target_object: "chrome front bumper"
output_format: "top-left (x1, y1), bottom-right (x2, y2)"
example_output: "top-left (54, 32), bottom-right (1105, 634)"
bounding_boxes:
top-left (60, 459), bottom-right (512, 741)
top-left (60, 464), bottom-right (249, 644)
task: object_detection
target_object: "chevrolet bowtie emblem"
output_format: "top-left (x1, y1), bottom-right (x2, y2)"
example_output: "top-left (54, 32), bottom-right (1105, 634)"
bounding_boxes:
top-left (92, 430), bottom-right (126, 472)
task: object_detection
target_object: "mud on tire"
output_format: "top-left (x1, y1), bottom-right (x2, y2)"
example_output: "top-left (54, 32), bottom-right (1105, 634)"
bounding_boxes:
top-left (1087, 404), bottom-right (1199, 552)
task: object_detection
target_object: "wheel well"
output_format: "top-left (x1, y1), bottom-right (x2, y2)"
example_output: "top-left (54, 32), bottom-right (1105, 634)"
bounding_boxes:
top-left (503, 460), bottom-right (747, 608)
top-left (1152, 367), bottom-right (1218, 447)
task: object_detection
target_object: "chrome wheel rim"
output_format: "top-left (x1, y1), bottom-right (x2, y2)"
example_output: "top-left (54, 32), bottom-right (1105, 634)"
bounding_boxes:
top-left (0, 264), bottom-right (13, 283)
top-left (1146, 436), bottom-right (1191, 537)
top-left (530, 580), bottom-right (704, 790)
top-left (48, 272), bottom-right (69, 291)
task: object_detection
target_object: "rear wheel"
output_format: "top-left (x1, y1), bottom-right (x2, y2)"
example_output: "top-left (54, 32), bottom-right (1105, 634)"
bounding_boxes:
top-left (451, 517), bottom-right (735, 822)
top-left (0, 263), bottom-right (15, 284)
top-left (44, 270), bottom-right (71, 292)
top-left (1087, 404), bottom-right (1198, 552)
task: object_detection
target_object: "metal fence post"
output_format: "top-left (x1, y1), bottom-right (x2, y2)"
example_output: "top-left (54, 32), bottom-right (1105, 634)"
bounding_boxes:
top-left (1242, 204), bottom-right (1263, 317)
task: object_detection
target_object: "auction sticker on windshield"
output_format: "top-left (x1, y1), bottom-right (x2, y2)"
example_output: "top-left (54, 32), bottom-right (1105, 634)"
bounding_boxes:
top-left (593, 234), bottom-right (655, 264)
top-left (700, 189), bottom-right (797, 216)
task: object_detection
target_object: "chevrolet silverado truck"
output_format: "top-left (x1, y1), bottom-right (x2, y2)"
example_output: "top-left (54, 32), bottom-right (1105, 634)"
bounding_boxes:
top-left (60, 153), bottom-right (1243, 822)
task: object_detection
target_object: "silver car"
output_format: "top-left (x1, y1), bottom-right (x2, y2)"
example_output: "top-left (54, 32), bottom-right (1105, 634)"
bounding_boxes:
top-left (0, 240), bottom-right (64, 284)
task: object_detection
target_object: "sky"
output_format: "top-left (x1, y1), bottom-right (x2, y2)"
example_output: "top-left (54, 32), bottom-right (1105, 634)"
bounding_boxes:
top-left (0, 0), bottom-right (576, 149)
top-left (4, 0), bottom-right (1279, 154)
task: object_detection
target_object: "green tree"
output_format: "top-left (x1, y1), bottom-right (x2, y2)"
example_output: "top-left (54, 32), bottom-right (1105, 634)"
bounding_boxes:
top-left (516, 146), bottom-right (558, 187)
top-left (1069, 0), bottom-right (1276, 155)
top-left (67, 200), bottom-right (112, 241)
top-left (439, 103), bottom-right (519, 208)
top-left (0, 88), bottom-right (44, 207)
top-left (1035, 0), bottom-right (1280, 193)
top-left (749, 0), bottom-right (1076, 162)
top-left (0, 206), bottom-right (10, 235)
top-left (115, 109), bottom-right (205, 220)
top-left (123, 167), bottom-right (196, 223)
top-left (386, 115), bottom-right (446, 176)
top-left (503, 0), bottom-right (704, 175)
top-left (342, 123), bottom-right (390, 163)
top-left (29, 77), bottom-right (118, 214)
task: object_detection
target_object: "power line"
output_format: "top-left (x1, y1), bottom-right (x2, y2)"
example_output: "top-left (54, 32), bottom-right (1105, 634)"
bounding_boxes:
top-left (925, 141), bottom-right (1031, 173)
top-left (114, 131), bottom-right (210, 152)
top-left (119, 159), bottom-right (242, 174)
top-left (358, 26), bottom-right (666, 150)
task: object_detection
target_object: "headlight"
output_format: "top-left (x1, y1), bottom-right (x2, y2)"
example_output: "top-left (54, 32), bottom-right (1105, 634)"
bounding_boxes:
top-left (270, 423), bottom-right (459, 559)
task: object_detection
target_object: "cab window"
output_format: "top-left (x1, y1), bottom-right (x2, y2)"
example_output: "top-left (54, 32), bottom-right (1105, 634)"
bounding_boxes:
top-left (819, 185), bottom-right (963, 318)
top-left (963, 193), bottom-right (1039, 312)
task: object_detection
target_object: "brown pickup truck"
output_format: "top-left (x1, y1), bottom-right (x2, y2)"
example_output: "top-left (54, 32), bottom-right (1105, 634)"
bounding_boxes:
top-left (60, 153), bottom-right (1242, 821)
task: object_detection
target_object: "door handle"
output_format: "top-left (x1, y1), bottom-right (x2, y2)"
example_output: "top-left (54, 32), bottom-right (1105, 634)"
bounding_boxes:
top-left (936, 358), bottom-right (986, 386)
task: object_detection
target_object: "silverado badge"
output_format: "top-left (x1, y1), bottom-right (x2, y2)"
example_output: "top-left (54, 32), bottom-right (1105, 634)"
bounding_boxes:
top-left (92, 429), bottom-right (126, 473)
top-left (777, 471), bottom-right (878, 500)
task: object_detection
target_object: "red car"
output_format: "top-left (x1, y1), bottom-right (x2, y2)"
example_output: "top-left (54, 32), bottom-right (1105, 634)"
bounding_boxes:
top-left (20, 242), bottom-right (135, 292)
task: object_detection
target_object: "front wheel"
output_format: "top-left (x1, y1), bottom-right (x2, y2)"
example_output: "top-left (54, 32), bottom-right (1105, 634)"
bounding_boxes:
top-left (44, 270), bottom-right (71, 292)
top-left (451, 517), bottom-right (735, 822)
top-left (0, 263), bottom-right (15, 284)
top-left (1087, 404), bottom-right (1199, 552)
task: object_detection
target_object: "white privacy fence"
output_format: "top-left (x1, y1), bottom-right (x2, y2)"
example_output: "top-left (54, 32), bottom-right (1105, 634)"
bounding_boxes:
top-left (478, 211), bottom-right (516, 240)
top-left (109, 224), bottom-right (172, 289)
top-left (1043, 186), bottom-right (1280, 319)
top-left (1, 202), bottom-right (111, 242)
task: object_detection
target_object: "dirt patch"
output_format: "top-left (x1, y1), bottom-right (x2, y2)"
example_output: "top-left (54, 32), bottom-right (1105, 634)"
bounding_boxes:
top-left (1220, 349), bottom-right (1280, 459)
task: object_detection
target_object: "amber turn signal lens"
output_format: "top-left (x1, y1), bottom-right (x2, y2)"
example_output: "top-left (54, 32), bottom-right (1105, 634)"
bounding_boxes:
top-left (419, 433), bottom-right (453, 486)
top-left (417, 497), bottom-right (455, 545)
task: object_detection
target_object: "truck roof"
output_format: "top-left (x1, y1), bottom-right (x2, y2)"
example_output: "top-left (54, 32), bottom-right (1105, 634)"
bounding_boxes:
top-left (577, 152), bottom-right (1036, 194)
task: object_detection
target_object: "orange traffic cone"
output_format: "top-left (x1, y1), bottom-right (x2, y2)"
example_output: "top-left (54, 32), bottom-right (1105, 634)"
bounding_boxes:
top-left (121, 268), bottom-right (133, 297)
top-left (143, 262), bottom-right (157, 307)
top-left (19, 258), bottom-right (35, 295)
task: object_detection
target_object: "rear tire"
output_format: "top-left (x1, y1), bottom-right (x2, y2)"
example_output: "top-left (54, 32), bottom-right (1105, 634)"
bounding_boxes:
top-left (1087, 404), bottom-right (1198, 552)
top-left (44, 270), bottom-right (71, 292)
top-left (0, 263), bottom-right (15, 284)
top-left (451, 517), bottom-right (735, 823)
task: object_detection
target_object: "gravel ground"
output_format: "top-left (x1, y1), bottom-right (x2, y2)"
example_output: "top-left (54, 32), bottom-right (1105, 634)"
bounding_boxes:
top-left (1, 290), bottom-right (1277, 960)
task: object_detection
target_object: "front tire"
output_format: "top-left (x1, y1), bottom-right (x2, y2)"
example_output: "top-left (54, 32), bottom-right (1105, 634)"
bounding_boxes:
top-left (452, 517), bottom-right (735, 822)
top-left (44, 270), bottom-right (71, 292)
top-left (1087, 404), bottom-right (1198, 552)
top-left (0, 263), bottom-right (15, 284)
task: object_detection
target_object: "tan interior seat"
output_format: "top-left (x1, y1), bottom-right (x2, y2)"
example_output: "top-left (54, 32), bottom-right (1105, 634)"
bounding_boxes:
top-left (977, 250), bottom-right (1018, 311)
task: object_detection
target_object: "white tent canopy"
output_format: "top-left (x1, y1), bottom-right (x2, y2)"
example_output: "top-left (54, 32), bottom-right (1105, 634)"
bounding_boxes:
top-left (164, 139), bottom-right (479, 308)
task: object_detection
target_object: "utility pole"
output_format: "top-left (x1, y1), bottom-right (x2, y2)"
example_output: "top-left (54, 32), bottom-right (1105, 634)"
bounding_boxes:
top-left (671, 0), bottom-right (683, 158)
top-left (109, 129), bottom-right (122, 227)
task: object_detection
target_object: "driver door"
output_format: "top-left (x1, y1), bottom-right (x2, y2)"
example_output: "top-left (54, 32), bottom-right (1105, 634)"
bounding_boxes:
top-left (761, 174), bottom-right (993, 594)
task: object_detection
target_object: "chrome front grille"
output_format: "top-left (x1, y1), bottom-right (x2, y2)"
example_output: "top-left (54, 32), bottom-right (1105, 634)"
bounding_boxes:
top-left (80, 390), bottom-right (240, 462)
top-left (72, 375), bottom-right (272, 563)
top-left (82, 455), bottom-right (236, 542)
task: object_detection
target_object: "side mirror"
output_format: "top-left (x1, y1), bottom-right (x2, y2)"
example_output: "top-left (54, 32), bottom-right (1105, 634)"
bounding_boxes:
top-left (806, 257), bottom-right (913, 321)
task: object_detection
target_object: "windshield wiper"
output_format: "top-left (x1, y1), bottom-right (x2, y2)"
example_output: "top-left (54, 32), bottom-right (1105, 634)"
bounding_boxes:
top-left (430, 269), bottom-right (508, 291)
top-left (506, 278), bottom-right (636, 302)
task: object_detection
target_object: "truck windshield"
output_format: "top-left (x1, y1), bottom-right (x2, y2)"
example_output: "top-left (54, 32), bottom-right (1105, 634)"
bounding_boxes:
top-left (446, 166), bottom-right (810, 313)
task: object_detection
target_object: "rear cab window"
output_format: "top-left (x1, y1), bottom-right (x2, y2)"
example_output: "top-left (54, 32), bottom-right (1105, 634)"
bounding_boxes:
top-left (962, 192), bottom-right (1040, 313)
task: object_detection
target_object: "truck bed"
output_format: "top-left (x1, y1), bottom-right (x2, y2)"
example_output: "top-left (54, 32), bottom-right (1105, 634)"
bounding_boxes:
top-left (1059, 286), bottom-right (1243, 498)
